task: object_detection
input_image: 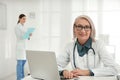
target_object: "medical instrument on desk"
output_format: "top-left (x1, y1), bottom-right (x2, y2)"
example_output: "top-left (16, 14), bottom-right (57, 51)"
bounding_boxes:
top-left (73, 41), bottom-right (95, 68)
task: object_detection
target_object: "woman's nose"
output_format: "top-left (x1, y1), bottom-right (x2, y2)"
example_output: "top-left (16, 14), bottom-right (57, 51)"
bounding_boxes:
top-left (80, 28), bottom-right (86, 33)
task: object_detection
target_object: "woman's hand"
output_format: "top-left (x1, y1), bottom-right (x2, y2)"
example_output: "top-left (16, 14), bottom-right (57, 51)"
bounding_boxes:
top-left (63, 70), bottom-right (74, 79)
top-left (71, 68), bottom-right (90, 77)
top-left (28, 33), bottom-right (32, 40)
top-left (29, 33), bottom-right (32, 36)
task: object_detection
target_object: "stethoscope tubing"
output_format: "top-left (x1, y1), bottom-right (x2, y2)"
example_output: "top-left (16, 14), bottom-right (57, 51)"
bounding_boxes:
top-left (73, 41), bottom-right (95, 68)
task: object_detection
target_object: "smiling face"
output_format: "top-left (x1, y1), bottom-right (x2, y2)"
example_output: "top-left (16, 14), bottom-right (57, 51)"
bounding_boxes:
top-left (74, 18), bottom-right (91, 45)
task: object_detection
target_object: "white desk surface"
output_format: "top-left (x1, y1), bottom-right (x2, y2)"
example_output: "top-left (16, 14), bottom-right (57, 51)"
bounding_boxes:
top-left (24, 75), bottom-right (117, 80)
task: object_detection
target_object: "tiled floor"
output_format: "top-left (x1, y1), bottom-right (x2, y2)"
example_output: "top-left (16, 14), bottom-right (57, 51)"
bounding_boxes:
top-left (2, 73), bottom-right (16, 80)
top-left (2, 73), bottom-right (29, 80)
top-left (1, 69), bottom-right (29, 80)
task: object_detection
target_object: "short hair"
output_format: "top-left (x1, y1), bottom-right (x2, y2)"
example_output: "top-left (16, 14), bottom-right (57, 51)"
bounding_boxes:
top-left (73, 15), bottom-right (96, 42)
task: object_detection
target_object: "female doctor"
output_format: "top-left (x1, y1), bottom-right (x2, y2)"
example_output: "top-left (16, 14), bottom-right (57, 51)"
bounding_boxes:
top-left (15, 14), bottom-right (31, 80)
top-left (57, 15), bottom-right (120, 79)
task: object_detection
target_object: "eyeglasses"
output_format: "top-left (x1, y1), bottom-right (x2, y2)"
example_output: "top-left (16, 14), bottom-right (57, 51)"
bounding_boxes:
top-left (74, 24), bottom-right (91, 31)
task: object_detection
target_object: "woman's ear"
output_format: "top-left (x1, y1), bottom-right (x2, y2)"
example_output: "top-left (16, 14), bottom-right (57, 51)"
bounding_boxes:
top-left (73, 27), bottom-right (76, 38)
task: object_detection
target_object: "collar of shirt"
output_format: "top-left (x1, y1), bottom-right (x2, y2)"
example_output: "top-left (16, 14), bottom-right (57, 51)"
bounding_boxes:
top-left (76, 37), bottom-right (92, 57)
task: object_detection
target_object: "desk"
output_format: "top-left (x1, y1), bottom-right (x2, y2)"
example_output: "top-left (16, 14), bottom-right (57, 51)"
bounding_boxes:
top-left (24, 75), bottom-right (117, 80)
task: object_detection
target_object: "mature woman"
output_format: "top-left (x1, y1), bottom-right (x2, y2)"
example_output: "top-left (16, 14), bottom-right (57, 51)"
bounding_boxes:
top-left (57, 15), bottom-right (120, 79)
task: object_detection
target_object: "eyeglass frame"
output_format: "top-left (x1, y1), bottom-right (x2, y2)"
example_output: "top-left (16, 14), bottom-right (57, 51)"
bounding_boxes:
top-left (74, 24), bottom-right (91, 31)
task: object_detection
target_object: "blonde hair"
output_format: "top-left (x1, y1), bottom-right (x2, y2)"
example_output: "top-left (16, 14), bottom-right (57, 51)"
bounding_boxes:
top-left (73, 15), bottom-right (96, 42)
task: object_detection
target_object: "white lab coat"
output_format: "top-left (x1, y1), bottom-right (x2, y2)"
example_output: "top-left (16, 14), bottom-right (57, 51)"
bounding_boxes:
top-left (15, 23), bottom-right (27, 60)
top-left (57, 40), bottom-right (120, 76)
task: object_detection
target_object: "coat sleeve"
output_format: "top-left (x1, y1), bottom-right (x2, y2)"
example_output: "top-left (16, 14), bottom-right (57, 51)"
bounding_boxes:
top-left (15, 26), bottom-right (26, 40)
top-left (91, 40), bottom-right (120, 76)
top-left (57, 43), bottom-right (71, 71)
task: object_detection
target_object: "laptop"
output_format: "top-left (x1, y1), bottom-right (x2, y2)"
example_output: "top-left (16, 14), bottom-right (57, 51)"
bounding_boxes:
top-left (26, 50), bottom-right (61, 80)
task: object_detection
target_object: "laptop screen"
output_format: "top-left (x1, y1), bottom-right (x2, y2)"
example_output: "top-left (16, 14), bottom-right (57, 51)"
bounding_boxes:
top-left (26, 50), bottom-right (60, 80)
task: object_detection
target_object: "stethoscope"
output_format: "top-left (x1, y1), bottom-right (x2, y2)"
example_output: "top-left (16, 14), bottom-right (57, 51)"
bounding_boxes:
top-left (73, 41), bottom-right (96, 68)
